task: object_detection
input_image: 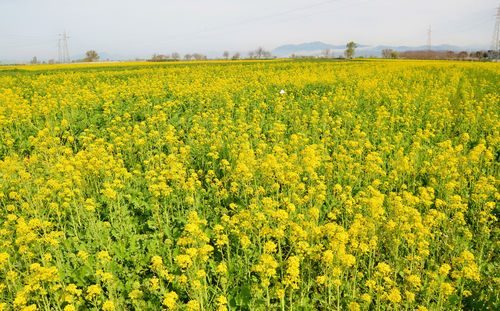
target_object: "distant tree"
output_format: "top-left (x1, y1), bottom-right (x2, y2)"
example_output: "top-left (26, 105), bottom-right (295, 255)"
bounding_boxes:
top-left (223, 51), bottom-right (229, 60)
top-left (344, 42), bottom-right (357, 59)
top-left (255, 47), bottom-right (265, 59)
top-left (192, 53), bottom-right (204, 61)
top-left (487, 50), bottom-right (499, 59)
top-left (446, 51), bottom-right (456, 59)
top-left (171, 52), bottom-right (180, 60)
top-left (457, 51), bottom-right (468, 60)
top-left (184, 54), bottom-right (192, 61)
top-left (48, 59), bottom-right (55, 64)
top-left (322, 49), bottom-right (332, 58)
top-left (256, 47), bottom-right (264, 59)
top-left (232, 52), bottom-right (240, 60)
top-left (471, 51), bottom-right (487, 60)
top-left (382, 49), bottom-right (393, 59)
top-left (30, 56), bottom-right (39, 65)
top-left (150, 53), bottom-right (168, 61)
top-left (391, 51), bottom-right (398, 59)
top-left (251, 47), bottom-right (271, 59)
top-left (83, 50), bottom-right (99, 62)
top-left (398, 50), bottom-right (473, 60)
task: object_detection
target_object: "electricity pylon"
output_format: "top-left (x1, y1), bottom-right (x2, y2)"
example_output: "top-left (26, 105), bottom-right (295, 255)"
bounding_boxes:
top-left (427, 25), bottom-right (432, 51)
top-left (58, 32), bottom-right (70, 63)
top-left (492, 6), bottom-right (500, 60)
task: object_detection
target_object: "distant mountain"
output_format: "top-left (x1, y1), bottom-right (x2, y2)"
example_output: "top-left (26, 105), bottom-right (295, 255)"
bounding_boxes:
top-left (273, 41), bottom-right (490, 58)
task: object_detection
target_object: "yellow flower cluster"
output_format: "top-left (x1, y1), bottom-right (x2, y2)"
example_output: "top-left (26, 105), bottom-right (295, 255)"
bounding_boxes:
top-left (0, 59), bottom-right (498, 310)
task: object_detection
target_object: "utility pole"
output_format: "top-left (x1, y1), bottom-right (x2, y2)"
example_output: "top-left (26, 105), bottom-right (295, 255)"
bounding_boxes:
top-left (58, 31), bottom-right (70, 63)
top-left (492, 6), bottom-right (500, 61)
top-left (427, 25), bottom-right (432, 51)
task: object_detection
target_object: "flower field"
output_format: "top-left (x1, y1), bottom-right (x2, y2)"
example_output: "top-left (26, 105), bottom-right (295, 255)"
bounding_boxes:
top-left (0, 59), bottom-right (499, 310)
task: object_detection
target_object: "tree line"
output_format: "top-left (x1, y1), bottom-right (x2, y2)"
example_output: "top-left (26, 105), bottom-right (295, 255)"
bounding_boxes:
top-left (396, 50), bottom-right (498, 60)
top-left (148, 47), bottom-right (273, 62)
top-left (26, 43), bottom-right (498, 64)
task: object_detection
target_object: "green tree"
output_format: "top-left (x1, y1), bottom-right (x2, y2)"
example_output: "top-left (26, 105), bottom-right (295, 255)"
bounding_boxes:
top-left (83, 50), bottom-right (99, 62)
top-left (382, 48), bottom-right (393, 59)
top-left (344, 42), bottom-right (357, 59)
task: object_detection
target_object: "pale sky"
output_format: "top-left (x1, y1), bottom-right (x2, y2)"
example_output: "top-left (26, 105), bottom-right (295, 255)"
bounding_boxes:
top-left (0, 0), bottom-right (498, 61)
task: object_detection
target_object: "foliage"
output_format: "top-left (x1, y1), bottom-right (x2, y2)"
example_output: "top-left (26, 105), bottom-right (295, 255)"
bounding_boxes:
top-left (345, 42), bottom-right (357, 59)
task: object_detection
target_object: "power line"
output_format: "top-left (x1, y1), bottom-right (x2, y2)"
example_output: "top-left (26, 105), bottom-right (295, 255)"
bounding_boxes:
top-left (138, 0), bottom-right (348, 49)
top-left (142, 0), bottom-right (369, 53)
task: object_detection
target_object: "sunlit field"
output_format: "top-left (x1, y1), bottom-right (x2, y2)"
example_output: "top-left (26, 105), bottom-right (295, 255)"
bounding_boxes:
top-left (0, 59), bottom-right (499, 310)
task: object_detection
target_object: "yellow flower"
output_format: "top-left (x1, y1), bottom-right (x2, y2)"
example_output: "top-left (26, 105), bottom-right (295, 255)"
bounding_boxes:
top-left (322, 250), bottom-right (334, 264)
top-left (77, 251), bottom-right (89, 260)
top-left (283, 256), bottom-right (300, 290)
top-left (186, 300), bottom-right (199, 311)
top-left (175, 254), bottom-right (193, 269)
top-left (387, 288), bottom-right (402, 303)
top-left (438, 263), bottom-right (451, 276)
top-left (63, 305), bottom-right (76, 311)
top-left (150, 277), bottom-right (160, 290)
top-left (22, 305), bottom-right (38, 311)
top-left (348, 302), bottom-right (360, 311)
top-left (0, 252), bottom-right (9, 269)
top-left (376, 262), bottom-right (391, 275)
top-left (162, 291), bottom-right (178, 310)
top-left (66, 284), bottom-right (82, 296)
top-left (405, 291), bottom-right (415, 303)
top-left (216, 262), bottom-right (227, 274)
top-left (263, 241), bottom-right (277, 253)
top-left (216, 296), bottom-right (228, 311)
top-left (407, 274), bottom-right (421, 288)
top-left (86, 284), bottom-right (101, 300)
top-left (315, 275), bottom-right (326, 286)
top-left (360, 293), bottom-right (371, 303)
top-left (102, 300), bottom-right (114, 311)
top-left (97, 251), bottom-right (111, 263)
top-left (440, 282), bottom-right (454, 296)
top-left (151, 255), bottom-right (163, 269)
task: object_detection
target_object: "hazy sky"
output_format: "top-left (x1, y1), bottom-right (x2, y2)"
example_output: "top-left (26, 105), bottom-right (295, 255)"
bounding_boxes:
top-left (0, 0), bottom-right (498, 61)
